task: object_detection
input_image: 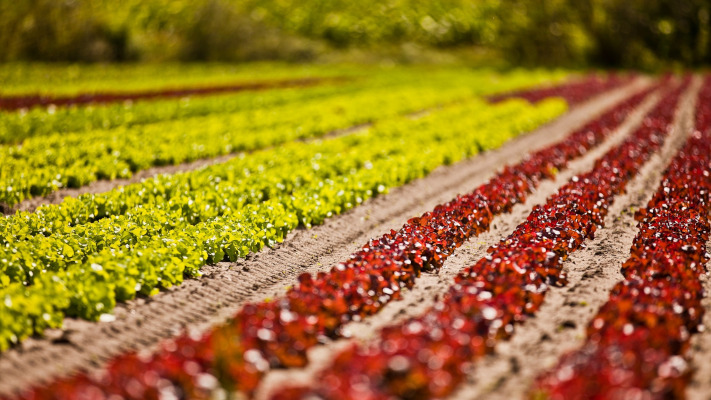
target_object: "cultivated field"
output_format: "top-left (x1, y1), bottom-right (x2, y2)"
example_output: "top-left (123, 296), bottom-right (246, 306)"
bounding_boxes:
top-left (0, 65), bottom-right (709, 399)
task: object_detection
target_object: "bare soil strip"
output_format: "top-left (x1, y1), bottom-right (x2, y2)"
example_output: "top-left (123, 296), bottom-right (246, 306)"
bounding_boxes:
top-left (689, 244), bottom-right (711, 399)
top-left (253, 79), bottom-right (663, 399)
top-left (0, 77), bottom-right (347, 111)
top-left (687, 86), bottom-right (711, 399)
top-left (0, 80), bottom-right (644, 397)
top-left (447, 77), bottom-right (701, 400)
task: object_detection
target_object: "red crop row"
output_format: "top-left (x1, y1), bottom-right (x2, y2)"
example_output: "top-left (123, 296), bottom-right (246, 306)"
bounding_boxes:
top-left (271, 78), bottom-right (689, 400)
top-left (532, 77), bottom-right (711, 399)
top-left (488, 74), bottom-right (631, 105)
top-left (9, 81), bottom-right (658, 400)
top-left (0, 77), bottom-right (340, 111)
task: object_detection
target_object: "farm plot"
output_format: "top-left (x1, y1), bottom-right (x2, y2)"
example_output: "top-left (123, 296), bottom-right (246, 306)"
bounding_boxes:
top-left (0, 68), bottom-right (572, 207)
top-left (2, 67), bottom-right (708, 400)
top-left (0, 97), bottom-right (568, 354)
top-left (0, 67), bottom-right (594, 350)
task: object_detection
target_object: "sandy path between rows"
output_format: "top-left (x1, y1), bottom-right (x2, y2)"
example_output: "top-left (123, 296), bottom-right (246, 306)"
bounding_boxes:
top-left (253, 79), bottom-right (664, 399)
top-left (689, 241), bottom-right (711, 400)
top-left (686, 82), bottom-right (711, 400)
top-left (0, 79), bottom-right (645, 397)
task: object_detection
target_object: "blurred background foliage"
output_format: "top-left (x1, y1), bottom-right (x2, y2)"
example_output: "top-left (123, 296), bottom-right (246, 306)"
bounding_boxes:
top-left (0, 0), bottom-right (709, 69)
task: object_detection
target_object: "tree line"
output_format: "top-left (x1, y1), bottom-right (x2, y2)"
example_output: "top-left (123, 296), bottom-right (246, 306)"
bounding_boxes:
top-left (1, 0), bottom-right (708, 69)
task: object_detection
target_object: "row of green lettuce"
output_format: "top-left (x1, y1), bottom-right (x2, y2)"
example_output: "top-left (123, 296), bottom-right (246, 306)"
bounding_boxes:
top-left (0, 68), bottom-right (567, 144)
top-left (0, 69), bottom-right (568, 206)
top-left (0, 63), bottom-right (359, 97)
top-left (0, 77), bottom-right (358, 144)
top-left (0, 96), bottom-right (567, 351)
top-left (0, 85), bottom-right (473, 206)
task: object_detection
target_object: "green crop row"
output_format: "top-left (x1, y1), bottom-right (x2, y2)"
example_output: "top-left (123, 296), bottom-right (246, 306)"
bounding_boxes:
top-left (0, 96), bottom-right (567, 350)
top-left (0, 69), bottom-right (568, 206)
top-left (0, 81), bottom-right (358, 144)
top-left (0, 84), bottom-right (471, 206)
top-left (0, 68), bottom-right (567, 144)
top-left (0, 63), bottom-right (358, 97)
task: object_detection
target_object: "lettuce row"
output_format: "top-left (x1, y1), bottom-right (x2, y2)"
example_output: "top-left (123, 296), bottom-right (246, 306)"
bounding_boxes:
top-left (0, 68), bottom-right (565, 144)
top-left (0, 84), bottom-right (476, 206)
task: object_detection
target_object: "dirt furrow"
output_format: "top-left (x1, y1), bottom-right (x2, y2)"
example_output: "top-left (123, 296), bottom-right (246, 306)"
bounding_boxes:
top-left (689, 242), bottom-right (711, 400)
top-left (253, 79), bottom-right (662, 399)
top-left (687, 106), bottom-right (711, 400)
top-left (0, 80), bottom-right (645, 397)
top-left (446, 77), bottom-right (701, 400)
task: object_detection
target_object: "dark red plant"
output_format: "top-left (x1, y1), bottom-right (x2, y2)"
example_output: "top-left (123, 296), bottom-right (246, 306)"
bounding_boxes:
top-left (488, 74), bottom-right (632, 105)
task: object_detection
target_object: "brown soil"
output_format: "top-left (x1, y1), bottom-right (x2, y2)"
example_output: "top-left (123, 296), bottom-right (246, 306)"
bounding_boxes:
top-left (685, 90), bottom-right (711, 399)
top-left (0, 79), bottom-right (646, 398)
top-left (688, 239), bottom-right (711, 400)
